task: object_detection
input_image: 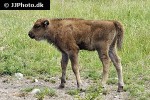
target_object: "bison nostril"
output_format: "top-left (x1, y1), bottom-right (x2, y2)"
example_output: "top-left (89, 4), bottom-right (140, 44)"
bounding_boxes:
top-left (28, 32), bottom-right (35, 39)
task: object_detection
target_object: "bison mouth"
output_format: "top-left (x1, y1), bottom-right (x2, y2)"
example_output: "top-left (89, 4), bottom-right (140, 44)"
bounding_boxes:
top-left (34, 37), bottom-right (43, 41)
top-left (28, 32), bottom-right (42, 41)
top-left (28, 32), bottom-right (35, 39)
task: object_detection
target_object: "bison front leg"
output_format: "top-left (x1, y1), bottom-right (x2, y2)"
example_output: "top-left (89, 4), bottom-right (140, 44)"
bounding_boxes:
top-left (69, 51), bottom-right (82, 89)
top-left (59, 53), bottom-right (69, 88)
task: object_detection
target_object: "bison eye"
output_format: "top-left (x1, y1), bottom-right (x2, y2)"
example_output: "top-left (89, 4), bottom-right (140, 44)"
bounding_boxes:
top-left (34, 24), bottom-right (41, 29)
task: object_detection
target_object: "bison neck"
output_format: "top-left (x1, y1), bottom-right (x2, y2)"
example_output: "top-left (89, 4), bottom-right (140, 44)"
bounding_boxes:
top-left (46, 36), bottom-right (66, 53)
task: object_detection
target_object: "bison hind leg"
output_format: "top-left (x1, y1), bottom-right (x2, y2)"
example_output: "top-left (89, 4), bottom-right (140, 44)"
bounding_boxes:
top-left (109, 47), bottom-right (124, 92)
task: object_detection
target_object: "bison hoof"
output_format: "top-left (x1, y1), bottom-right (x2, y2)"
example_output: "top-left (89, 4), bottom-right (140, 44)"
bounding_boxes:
top-left (77, 84), bottom-right (86, 92)
top-left (58, 84), bottom-right (65, 89)
top-left (117, 86), bottom-right (124, 92)
top-left (78, 87), bottom-right (86, 92)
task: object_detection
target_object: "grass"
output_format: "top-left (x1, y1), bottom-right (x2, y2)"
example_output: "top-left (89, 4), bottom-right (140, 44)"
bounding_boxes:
top-left (67, 89), bottom-right (79, 96)
top-left (22, 87), bottom-right (56, 100)
top-left (35, 87), bottom-right (57, 100)
top-left (84, 85), bottom-right (103, 100)
top-left (0, 0), bottom-right (150, 99)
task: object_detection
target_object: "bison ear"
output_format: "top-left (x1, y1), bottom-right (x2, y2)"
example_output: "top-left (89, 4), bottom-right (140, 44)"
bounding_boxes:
top-left (43, 20), bottom-right (49, 27)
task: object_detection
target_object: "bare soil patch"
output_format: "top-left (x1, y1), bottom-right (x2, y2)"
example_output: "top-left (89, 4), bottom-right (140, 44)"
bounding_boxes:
top-left (0, 74), bottom-right (129, 100)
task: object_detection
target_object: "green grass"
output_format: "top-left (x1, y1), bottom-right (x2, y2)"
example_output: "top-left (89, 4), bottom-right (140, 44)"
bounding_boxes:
top-left (0, 0), bottom-right (150, 99)
top-left (21, 87), bottom-right (56, 100)
top-left (35, 87), bottom-right (56, 100)
top-left (67, 89), bottom-right (79, 96)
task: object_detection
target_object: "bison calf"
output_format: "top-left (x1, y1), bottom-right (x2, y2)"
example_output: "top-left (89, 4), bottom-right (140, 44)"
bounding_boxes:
top-left (28, 18), bottom-right (124, 92)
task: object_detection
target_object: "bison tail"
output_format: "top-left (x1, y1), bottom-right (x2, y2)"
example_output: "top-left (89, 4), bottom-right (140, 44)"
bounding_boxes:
top-left (113, 21), bottom-right (124, 50)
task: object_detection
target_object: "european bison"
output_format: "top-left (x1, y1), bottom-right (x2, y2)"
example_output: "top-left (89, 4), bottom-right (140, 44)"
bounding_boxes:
top-left (28, 18), bottom-right (124, 92)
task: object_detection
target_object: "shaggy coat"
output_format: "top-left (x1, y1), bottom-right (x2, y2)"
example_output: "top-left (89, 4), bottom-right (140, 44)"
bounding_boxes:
top-left (28, 18), bottom-right (124, 92)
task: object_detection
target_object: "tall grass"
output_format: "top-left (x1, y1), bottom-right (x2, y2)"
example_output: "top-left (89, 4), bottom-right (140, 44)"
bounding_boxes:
top-left (0, 0), bottom-right (150, 99)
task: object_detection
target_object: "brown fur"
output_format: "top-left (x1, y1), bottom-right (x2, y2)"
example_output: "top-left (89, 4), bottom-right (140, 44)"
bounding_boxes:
top-left (28, 18), bottom-right (124, 92)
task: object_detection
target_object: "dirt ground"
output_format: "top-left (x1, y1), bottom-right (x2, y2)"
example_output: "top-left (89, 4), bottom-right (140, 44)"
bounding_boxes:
top-left (0, 73), bottom-right (129, 100)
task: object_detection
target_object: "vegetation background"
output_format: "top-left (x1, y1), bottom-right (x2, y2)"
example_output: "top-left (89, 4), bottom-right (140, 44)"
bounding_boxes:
top-left (0, 0), bottom-right (150, 99)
